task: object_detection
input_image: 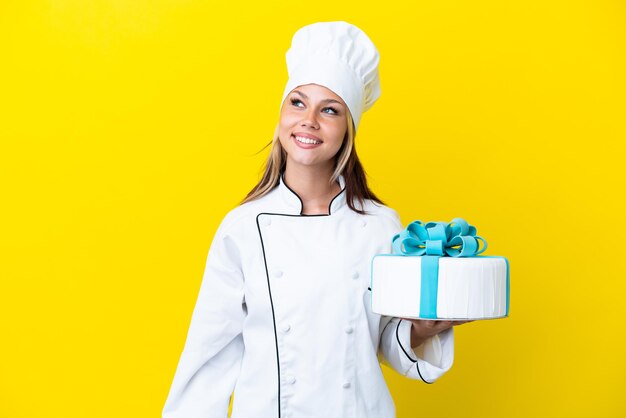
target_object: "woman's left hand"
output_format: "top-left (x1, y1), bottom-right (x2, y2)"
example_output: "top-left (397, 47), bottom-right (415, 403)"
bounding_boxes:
top-left (400, 318), bottom-right (475, 348)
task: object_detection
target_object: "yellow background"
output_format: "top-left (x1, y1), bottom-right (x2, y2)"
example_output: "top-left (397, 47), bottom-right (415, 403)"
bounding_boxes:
top-left (1, 1), bottom-right (624, 417)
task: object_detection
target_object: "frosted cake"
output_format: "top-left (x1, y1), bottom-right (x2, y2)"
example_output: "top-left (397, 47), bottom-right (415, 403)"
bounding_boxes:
top-left (370, 218), bottom-right (510, 320)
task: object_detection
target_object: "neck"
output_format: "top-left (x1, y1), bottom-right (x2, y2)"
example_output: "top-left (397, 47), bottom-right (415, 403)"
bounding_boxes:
top-left (283, 163), bottom-right (341, 215)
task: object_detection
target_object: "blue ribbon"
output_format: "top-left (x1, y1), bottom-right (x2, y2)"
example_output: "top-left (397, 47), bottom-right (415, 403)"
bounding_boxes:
top-left (391, 217), bottom-right (487, 318)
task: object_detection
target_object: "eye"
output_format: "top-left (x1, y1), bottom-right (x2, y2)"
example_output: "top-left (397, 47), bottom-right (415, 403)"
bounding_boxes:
top-left (290, 98), bottom-right (339, 115)
top-left (290, 97), bottom-right (304, 107)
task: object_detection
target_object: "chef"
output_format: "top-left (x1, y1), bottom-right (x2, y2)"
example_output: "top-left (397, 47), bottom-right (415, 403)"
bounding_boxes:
top-left (162, 21), bottom-right (471, 418)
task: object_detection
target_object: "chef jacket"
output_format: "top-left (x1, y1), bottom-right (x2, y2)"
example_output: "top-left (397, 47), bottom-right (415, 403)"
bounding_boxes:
top-left (162, 173), bottom-right (454, 418)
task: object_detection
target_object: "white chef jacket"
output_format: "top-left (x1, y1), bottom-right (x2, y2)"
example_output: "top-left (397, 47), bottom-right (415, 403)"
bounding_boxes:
top-left (162, 173), bottom-right (454, 418)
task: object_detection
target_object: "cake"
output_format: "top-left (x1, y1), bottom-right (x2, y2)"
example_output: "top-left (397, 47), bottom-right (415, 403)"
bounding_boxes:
top-left (370, 218), bottom-right (510, 320)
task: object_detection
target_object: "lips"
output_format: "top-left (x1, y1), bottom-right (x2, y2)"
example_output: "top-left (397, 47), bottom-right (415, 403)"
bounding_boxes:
top-left (292, 132), bottom-right (323, 142)
top-left (291, 134), bottom-right (323, 149)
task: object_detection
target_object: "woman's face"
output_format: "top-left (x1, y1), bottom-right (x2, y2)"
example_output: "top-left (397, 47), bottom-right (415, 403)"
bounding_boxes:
top-left (278, 83), bottom-right (348, 170)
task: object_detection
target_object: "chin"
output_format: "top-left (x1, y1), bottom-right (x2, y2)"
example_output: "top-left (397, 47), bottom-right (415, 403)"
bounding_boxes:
top-left (291, 155), bottom-right (336, 168)
top-left (290, 158), bottom-right (319, 167)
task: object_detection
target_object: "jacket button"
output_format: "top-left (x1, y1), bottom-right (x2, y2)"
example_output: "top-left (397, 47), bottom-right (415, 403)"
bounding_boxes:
top-left (281, 323), bottom-right (291, 332)
top-left (285, 375), bottom-right (296, 384)
top-left (342, 381), bottom-right (351, 388)
top-left (274, 270), bottom-right (283, 278)
top-left (352, 271), bottom-right (359, 280)
top-left (345, 326), bottom-right (353, 334)
top-left (261, 217), bottom-right (271, 226)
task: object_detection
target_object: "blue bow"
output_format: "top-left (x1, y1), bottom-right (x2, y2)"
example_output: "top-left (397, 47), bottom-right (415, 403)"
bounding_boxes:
top-left (392, 217), bottom-right (487, 257)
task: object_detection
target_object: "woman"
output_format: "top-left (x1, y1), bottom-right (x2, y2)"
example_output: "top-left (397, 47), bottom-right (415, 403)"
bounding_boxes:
top-left (163, 21), bottom-right (471, 418)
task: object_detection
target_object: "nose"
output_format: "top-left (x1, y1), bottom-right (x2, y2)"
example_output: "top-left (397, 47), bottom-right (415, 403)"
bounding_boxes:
top-left (300, 107), bottom-right (320, 129)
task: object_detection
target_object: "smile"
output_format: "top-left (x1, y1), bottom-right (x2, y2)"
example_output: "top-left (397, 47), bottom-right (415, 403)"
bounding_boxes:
top-left (293, 135), bottom-right (323, 145)
top-left (291, 135), bottom-right (323, 149)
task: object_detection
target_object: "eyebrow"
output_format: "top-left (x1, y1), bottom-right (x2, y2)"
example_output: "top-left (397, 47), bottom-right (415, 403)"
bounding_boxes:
top-left (292, 90), bottom-right (343, 106)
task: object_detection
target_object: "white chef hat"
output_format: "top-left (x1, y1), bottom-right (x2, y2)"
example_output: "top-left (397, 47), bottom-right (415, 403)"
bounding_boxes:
top-left (279, 21), bottom-right (381, 131)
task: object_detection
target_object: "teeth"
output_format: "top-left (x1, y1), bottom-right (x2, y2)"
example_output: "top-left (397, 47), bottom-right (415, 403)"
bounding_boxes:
top-left (294, 135), bottom-right (322, 145)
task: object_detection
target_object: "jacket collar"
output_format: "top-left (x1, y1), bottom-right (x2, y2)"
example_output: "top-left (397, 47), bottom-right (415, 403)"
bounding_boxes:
top-left (278, 172), bottom-right (347, 215)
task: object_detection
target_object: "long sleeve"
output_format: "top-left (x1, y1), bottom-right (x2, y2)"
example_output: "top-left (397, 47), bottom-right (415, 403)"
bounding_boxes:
top-left (377, 316), bottom-right (454, 383)
top-left (376, 208), bottom-right (455, 383)
top-left (162, 218), bottom-right (246, 418)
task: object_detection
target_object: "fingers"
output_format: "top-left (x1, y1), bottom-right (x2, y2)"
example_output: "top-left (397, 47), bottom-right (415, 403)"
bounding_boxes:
top-left (399, 318), bottom-right (475, 327)
top-left (438, 319), bottom-right (474, 330)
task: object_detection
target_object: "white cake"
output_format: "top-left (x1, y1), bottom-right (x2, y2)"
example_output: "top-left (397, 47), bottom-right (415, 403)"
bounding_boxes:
top-left (370, 255), bottom-right (509, 320)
